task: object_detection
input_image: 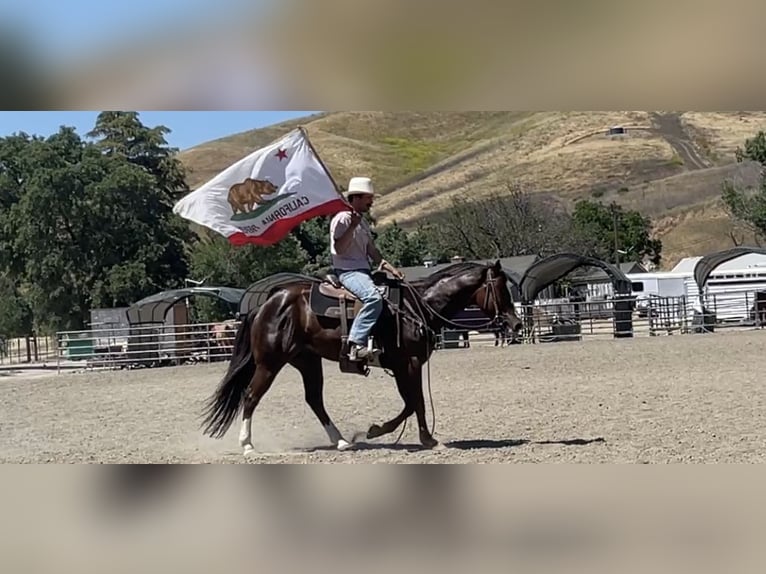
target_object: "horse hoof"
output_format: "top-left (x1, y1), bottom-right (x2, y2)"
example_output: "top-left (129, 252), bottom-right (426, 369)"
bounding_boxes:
top-left (420, 435), bottom-right (439, 449)
top-left (337, 439), bottom-right (354, 451)
top-left (242, 444), bottom-right (255, 456)
top-left (367, 424), bottom-right (384, 440)
top-left (351, 431), bottom-right (368, 443)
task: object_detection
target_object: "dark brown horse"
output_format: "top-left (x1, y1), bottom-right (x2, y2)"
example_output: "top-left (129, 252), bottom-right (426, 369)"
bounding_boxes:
top-left (201, 260), bottom-right (523, 455)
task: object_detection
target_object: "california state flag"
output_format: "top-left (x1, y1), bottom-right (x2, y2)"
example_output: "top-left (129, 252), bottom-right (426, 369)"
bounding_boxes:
top-left (173, 127), bottom-right (349, 245)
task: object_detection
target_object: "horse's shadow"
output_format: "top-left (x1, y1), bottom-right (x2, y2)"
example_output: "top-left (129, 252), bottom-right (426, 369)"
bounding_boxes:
top-left (446, 437), bottom-right (605, 449)
top-left (302, 442), bottom-right (429, 453)
top-left (300, 436), bottom-right (605, 453)
top-left (445, 438), bottom-right (530, 449)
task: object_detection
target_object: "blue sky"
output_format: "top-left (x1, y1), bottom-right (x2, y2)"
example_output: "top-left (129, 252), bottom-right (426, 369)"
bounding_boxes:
top-left (0, 111), bottom-right (320, 151)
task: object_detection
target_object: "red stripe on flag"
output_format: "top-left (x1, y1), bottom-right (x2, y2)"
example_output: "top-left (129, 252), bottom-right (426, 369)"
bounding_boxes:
top-left (227, 199), bottom-right (350, 246)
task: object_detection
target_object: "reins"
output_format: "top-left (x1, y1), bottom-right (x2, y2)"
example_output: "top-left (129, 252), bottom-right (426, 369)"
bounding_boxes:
top-left (379, 266), bottom-right (505, 444)
top-left (398, 267), bottom-right (505, 332)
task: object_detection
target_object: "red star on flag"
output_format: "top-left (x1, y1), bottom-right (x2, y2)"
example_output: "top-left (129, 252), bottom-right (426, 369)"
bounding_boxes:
top-left (275, 148), bottom-right (288, 161)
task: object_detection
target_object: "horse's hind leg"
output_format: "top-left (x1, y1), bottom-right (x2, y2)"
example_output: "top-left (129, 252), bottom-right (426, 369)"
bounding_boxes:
top-left (239, 362), bottom-right (281, 455)
top-left (290, 351), bottom-right (352, 451)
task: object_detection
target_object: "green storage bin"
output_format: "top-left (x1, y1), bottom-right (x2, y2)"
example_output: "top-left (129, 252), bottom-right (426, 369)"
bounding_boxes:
top-left (63, 333), bottom-right (94, 358)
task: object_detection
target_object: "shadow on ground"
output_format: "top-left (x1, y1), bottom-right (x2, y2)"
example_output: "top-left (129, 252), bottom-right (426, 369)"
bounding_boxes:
top-left (446, 437), bottom-right (605, 450)
top-left (299, 437), bottom-right (606, 453)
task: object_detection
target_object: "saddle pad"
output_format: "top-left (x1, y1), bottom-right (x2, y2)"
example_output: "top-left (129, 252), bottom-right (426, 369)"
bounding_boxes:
top-left (309, 283), bottom-right (358, 319)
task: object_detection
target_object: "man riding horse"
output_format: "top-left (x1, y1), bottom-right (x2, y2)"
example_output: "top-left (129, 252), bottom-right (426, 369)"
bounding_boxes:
top-left (329, 176), bottom-right (405, 362)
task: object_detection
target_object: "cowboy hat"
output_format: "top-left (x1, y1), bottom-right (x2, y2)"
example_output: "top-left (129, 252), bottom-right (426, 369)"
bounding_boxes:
top-left (346, 176), bottom-right (375, 197)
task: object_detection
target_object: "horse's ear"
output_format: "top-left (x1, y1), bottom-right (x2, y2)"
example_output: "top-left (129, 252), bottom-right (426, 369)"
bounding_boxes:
top-left (493, 259), bottom-right (502, 271)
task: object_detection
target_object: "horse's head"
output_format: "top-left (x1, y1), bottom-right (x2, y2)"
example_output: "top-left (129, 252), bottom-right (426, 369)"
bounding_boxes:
top-left (415, 260), bottom-right (525, 339)
top-left (471, 260), bottom-right (523, 337)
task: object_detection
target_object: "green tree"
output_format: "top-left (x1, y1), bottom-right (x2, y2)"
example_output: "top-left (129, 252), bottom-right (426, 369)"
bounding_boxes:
top-left (291, 217), bottom-right (332, 273)
top-left (721, 181), bottom-right (766, 242)
top-left (87, 110), bottom-right (193, 275)
top-left (188, 234), bottom-right (308, 288)
top-left (374, 220), bottom-right (428, 266)
top-left (571, 200), bottom-right (662, 265)
top-left (722, 131), bottom-right (766, 242)
top-left (0, 273), bottom-right (32, 337)
top-left (735, 130), bottom-right (766, 164)
top-left (1, 125), bottom-right (192, 331)
top-left (87, 111), bottom-right (189, 200)
top-left (0, 133), bottom-right (40, 274)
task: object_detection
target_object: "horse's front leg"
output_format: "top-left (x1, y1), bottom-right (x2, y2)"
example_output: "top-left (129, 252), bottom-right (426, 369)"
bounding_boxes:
top-left (366, 358), bottom-right (439, 450)
top-left (364, 360), bottom-right (415, 441)
top-left (366, 406), bottom-right (413, 440)
top-left (407, 359), bottom-right (440, 449)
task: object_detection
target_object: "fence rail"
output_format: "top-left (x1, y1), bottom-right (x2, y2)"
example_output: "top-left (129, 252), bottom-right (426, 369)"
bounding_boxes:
top-left (437, 289), bottom-right (766, 347)
top-left (40, 289), bottom-right (766, 373)
top-left (0, 335), bottom-right (56, 366)
top-left (54, 321), bottom-right (238, 372)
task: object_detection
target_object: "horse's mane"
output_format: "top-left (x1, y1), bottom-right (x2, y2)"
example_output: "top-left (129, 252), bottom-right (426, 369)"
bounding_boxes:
top-left (410, 261), bottom-right (488, 290)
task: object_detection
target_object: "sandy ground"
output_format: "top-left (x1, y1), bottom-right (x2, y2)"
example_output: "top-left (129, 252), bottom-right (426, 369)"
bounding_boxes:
top-left (2, 330), bottom-right (766, 463)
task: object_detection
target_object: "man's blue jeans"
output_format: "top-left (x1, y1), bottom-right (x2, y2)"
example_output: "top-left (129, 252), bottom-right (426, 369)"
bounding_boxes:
top-left (337, 269), bottom-right (383, 347)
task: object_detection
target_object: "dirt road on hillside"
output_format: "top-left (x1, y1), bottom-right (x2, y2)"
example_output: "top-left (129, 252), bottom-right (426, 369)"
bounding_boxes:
top-left (651, 112), bottom-right (710, 170)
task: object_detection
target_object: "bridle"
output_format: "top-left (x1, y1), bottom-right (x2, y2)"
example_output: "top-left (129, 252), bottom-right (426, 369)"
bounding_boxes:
top-left (381, 264), bottom-right (516, 444)
top-left (398, 266), bottom-right (512, 333)
top-left (482, 267), bottom-right (505, 329)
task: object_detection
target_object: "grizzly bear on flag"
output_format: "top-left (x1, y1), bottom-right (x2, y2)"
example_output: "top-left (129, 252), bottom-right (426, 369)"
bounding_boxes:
top-left (227, 178), bottom-right (279, 214)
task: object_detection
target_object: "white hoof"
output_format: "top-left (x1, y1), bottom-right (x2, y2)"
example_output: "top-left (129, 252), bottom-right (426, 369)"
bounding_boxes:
top-left (242, 444), bottom-right (255, 456)
top-left (337, 439), bottom-right (354, 451)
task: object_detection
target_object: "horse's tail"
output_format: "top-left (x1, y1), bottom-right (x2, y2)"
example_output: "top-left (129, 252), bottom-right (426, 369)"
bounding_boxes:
top-left (201, 310), bottom-right (257, 439)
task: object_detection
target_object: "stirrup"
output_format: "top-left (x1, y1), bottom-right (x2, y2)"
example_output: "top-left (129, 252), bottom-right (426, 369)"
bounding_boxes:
top-left (348, 343), bottom-right (381, 362)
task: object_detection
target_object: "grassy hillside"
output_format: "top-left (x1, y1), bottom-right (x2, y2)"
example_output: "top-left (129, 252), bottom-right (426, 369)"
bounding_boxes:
top-left (177, 111), bottom-right (766, 270)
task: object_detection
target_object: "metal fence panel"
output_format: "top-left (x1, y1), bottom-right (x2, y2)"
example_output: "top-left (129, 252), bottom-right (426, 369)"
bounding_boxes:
top-left (55, 321), bottom-right (241, 372)
top-left (46, 288), bottom-right (766, 371)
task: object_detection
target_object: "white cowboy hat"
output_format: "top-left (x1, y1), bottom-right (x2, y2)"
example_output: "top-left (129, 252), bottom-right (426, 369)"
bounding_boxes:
top-left (346, 176), bottom-right (375, 197)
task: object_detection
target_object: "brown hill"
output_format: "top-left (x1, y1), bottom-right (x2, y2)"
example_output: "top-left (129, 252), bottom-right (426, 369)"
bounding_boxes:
top-left (177, 111), bottom-right (766, 269)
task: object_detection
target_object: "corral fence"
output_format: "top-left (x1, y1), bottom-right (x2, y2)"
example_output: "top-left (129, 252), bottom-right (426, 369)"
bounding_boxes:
top-left (55, 321), bottom-right (238, 372)
top-left (47, 289), bottom-right (766, 371)
top-left (0, 333), bottom-right (56, 366)
top-left (438, 296), bottom-right (633, 348)
top-left (436, 289), bottom-right (766, 348)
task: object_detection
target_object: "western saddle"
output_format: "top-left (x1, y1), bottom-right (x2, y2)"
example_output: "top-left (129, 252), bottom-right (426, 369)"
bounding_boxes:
top-left (308, 271), bottom-right (403, 375)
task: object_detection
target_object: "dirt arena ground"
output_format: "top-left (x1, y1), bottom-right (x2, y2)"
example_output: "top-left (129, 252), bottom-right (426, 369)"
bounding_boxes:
top-left (2, 329), bottom-right (766, 463)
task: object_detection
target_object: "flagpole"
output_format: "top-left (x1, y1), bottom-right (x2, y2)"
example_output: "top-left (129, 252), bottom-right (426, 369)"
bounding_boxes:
top-left (298, 126), bottom-right (351, 208)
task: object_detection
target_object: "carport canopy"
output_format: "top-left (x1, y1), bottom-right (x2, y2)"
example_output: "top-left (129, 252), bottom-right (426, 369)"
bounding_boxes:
top-left (519, 252), bottom-right (631, 303)
top-left (693, 246), bottom-right (766, 291)
top-left (125, 286), bottom-right (245, 325)
top-left (239, 272), bottom-right (313, 316)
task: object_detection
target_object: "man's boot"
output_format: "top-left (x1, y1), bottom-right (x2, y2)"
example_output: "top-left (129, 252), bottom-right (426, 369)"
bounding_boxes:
top-left (348, 343), bottom-right (369, 361)
top-left (348, 341), bottom-right (381, 362)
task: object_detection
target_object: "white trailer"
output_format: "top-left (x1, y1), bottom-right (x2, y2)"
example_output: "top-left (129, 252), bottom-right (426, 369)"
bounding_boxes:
top-left (627, 272), bottom-right (691, 317)
top-left (697, 267), bottom-right (766, 321)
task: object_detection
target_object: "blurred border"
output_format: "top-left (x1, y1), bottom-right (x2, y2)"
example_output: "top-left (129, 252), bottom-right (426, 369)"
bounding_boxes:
top-left (3, 1), bottom-right (766, 571)
top-left (2, 0), bottom-right (766, 109)
top-left (0, 465), bottom-right (764, 573)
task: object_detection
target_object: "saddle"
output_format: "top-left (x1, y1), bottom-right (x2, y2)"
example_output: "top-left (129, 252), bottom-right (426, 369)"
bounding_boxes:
top-left (309, 271), bottom-right (400, 319)
top-left (309, 271), bottom-right (404, 375)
